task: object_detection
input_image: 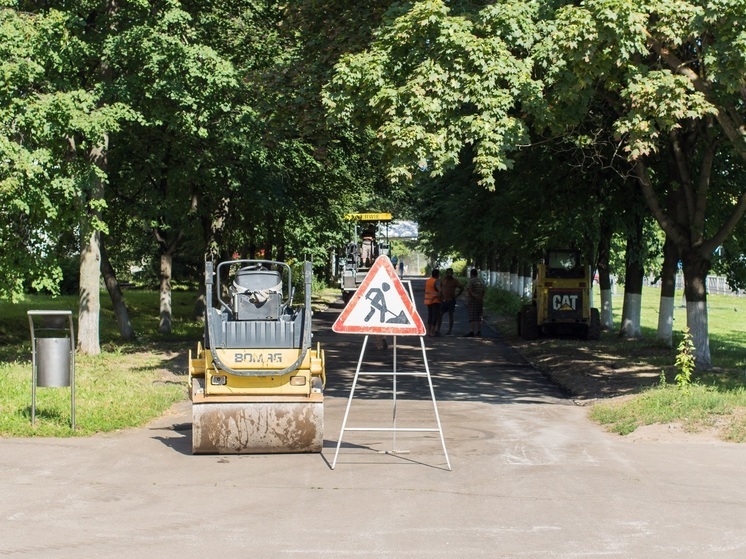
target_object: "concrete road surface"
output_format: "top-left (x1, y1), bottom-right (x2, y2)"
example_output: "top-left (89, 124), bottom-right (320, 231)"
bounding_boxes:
top-left (2, 276), bottom-right (745, 558)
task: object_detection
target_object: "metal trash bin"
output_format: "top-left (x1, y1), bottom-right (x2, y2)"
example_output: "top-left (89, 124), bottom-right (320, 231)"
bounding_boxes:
top-left (28, 311), bottom-right (76, 429)
top-left (36, 337), bottom-right (72, 387)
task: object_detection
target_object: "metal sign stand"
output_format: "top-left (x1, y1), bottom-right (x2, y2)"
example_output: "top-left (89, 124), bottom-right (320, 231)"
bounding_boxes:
top-left (331, 333), bottom-right (451, 470)
top-left (28, 310), bottom-right (76, 430)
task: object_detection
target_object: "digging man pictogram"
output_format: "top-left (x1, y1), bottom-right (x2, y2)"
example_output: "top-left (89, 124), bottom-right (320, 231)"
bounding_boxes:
top-left (364, 282), bottom-right (410, 324)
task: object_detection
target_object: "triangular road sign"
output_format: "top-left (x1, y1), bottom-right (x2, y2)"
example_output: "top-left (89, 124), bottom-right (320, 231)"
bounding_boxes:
top-left (333, 255), bottom-right (426, 335)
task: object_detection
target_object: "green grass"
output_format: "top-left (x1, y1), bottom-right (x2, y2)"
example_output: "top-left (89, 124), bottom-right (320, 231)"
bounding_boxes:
top-left (0, 352), bottom-right (187, 437)
top-left (4, 283), bottom-right (743, 440)
top-left (0, 289), bottom-right (204, 437)
top-left (486, 284), bottom-right (746, 441)
top-left (489, 285), bottom-right (745, 369)
top-left (313, 287), bottom-right (342, 310)
top-left (589, 382), bottom-right (746, 442)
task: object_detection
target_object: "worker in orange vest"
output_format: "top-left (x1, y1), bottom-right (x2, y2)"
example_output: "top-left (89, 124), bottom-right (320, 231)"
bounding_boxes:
top-left (424, 268), bottom-right (442, 337)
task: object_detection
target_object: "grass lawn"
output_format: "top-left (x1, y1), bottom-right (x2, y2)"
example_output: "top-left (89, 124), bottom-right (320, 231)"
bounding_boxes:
top-left (588, 287), bottom-right (746, 441)
top-left (0, 289), bottom-right (201, 437)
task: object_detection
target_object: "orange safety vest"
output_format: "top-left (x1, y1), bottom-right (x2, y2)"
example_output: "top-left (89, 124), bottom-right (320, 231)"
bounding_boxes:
top-left (424, 276), bottom-right (441, 305)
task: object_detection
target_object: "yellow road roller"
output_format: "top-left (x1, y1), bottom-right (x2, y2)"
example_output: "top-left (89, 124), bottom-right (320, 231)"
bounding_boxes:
top-left (188, 259), bottom-right (325, 454)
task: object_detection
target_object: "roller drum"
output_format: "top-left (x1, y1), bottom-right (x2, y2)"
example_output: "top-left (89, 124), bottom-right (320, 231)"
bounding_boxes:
top-left (192, 401), bottom-right (323, 454)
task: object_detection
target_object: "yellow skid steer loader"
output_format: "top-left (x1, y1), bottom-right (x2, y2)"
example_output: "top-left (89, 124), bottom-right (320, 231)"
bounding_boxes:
top-left (518, 249), bottom-right (601, 341)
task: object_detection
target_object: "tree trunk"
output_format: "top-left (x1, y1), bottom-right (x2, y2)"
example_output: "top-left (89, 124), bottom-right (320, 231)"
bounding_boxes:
top-left (327, 246), bottom-right (336, 286)
top-left (193, 269), bottom-right (207, 322)
top-left (78, 227), bottom-right (102, 355)
top-left (656, 235), bottom-right (679, 347)
top-left (159, 249), bottom-right (173, 334)
top-left (681, 250), bottom-right (712, 369)
top-left (521, 262), bottom-right (532, 298)
top-left (192, 213), bottom-right (210, 322)
top-left (597, 222), bottom-right (614, 331)
top-left (634, 123), bottom-right (744, 370)
top-left (265, 214), bottom-right (275, 261)
top-left (152, 205), bottom-right (192, 334)
top-left (100, 235), bottom-right (134, 341)
top-left (515, 260), bottom-right (523, 295)
top-left (488, 249), bottom-right (498, 287)
top-left (77, 142), bottom-right (107, 355)
top-left (619, 217), bottom-right (644, 338)
top-left (277, 215), bottom-right (287, 262)
top-left (193, 196), bottom-right (228, 321)
top-left (499, 258), bottom-right (510, 290)
top-left (509, 257), bottom-right (519, 295)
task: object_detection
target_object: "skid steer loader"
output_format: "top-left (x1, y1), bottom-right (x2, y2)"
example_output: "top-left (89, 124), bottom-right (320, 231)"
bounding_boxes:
top-left (188, 259), bottom-right (325, 454)
top-left (517, 249), bottom-right (601, 341)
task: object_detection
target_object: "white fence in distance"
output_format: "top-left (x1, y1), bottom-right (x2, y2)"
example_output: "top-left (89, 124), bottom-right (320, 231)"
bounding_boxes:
top-left (644, 273), bottom-right (744, 297)
top-left (490, 270), bottom-right (743, 298)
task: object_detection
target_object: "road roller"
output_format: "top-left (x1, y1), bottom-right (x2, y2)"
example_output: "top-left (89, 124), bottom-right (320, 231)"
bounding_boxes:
top-left (188, 259), bottom-right (325, 454)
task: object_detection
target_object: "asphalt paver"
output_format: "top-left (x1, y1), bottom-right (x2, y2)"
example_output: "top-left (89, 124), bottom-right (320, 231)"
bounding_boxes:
top-left (2, 277), bottom-right (745, 558)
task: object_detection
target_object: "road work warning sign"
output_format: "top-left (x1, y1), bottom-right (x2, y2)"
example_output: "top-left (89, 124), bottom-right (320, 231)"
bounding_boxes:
top-left (333, 255), bottom-right (426, 335)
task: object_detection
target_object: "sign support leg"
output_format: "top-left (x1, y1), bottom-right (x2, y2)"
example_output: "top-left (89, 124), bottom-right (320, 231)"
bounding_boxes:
top-left (331, 334), bottom-right (451, 471)
top-left (331, 335), bottom-right (369, 470)
top-left (392, 335), bottom-right (398, 451)
top-left (420, 335), bottom-right (451, 471)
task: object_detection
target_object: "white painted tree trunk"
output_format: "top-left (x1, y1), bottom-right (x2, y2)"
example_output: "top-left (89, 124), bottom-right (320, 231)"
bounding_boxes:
top-left (656, 295), bottom-right (675, 347)
top-left (600, 289), bottom-right (614, 330)
top-left (680, 252), bottom-right (713, 370)
top-left (619, 292), bottom-right (642, 338)
top-left (687, 300), bottom-right (712, 369)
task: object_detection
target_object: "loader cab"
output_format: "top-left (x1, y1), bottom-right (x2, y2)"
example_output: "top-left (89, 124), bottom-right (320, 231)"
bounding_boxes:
top-left (545, 249), bottom-right (585, 279)
top-left (349, 218), bottom-right (391, 269)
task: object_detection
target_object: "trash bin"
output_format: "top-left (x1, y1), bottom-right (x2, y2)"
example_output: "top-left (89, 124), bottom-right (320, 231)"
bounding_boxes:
top-left (36, 337), bottom-right (72, 387)
top-left (28, 310), bottom-right (75, 429)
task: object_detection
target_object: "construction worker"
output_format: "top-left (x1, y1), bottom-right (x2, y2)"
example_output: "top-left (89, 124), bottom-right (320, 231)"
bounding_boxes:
top-left (360, 225), bottom-right (376, 266)
top-left (424, 268), bottom-right (442, 337)
top-left (437, 268), bottom-right (464, 335)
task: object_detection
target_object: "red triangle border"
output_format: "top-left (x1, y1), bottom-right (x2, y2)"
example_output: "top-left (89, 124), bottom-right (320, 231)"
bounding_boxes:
top-left (333, 255), bottom-right (426, 335)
